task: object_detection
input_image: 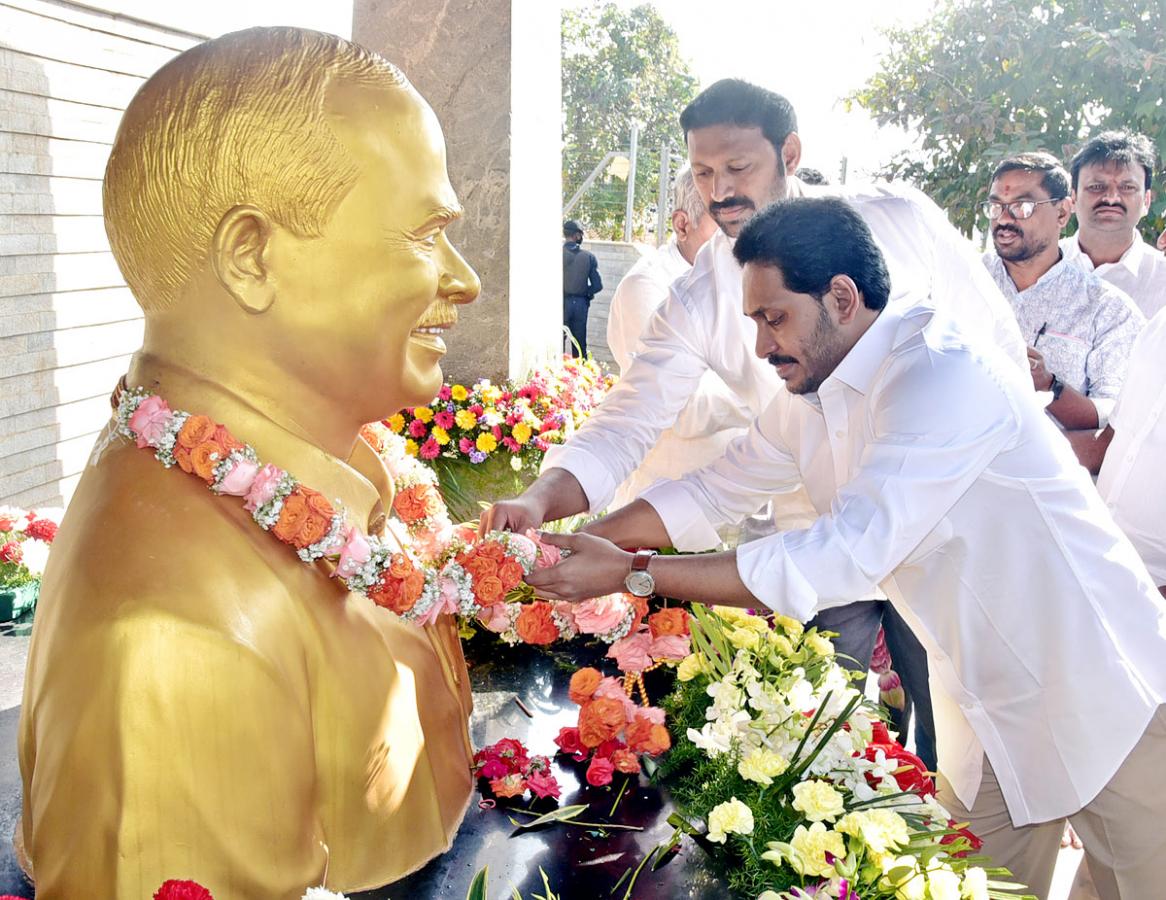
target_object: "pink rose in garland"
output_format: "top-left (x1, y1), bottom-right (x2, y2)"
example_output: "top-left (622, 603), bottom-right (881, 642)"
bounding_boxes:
top-left (243, 463), bottom-right (285, 513)
top-left (128, 395), bottom-right (173, 448)
top-left (572, 595), bottom-right (626, 635)
top-left (216, 458), bottom-right (260, 497)
top-left (607, 630), bottom-right (653, 674)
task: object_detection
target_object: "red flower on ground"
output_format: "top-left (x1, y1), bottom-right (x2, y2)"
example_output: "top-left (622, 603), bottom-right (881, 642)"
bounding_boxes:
top-left (553, 726), bottom-right (588, 761)
top-left (586, 755), bottom-right (615, 786)
top-left (154, 881), bottom-right (215, 900)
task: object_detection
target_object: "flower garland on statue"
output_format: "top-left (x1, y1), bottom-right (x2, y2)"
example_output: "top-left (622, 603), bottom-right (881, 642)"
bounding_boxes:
top-left (114, 388), bottom-right (640, 646)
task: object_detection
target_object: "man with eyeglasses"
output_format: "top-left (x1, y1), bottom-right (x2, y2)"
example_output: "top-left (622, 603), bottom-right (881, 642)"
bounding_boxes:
top-left (1061, 131), bottom-right (1166, 319)
top-left (980, 153), bottom-right (1143, 460)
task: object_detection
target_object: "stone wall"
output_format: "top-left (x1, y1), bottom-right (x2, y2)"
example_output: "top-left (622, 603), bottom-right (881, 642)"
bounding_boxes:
top-left (585, 240), bottom-right (649, 372)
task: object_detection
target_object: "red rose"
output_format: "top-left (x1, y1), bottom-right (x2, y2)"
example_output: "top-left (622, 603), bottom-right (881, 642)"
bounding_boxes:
top-left (553, 726), bottom-right (588, 761)
top-left (153, 881), bottom-right (215, 900)
top-left (0, 541), bottom-right (22, 564)
top-left (586, 755), bottom-right (615, 787)
top-left (24, 518), bottom-right (58, 543)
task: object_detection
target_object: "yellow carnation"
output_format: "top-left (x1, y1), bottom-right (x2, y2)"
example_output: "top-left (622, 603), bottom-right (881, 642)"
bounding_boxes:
top-left (728, 627), bottom-right (761, 651)
top-left (835, 808), bottom-right (910, 854)
top-left (387, 413), bottom-right (406, 433)
top-left (785, 822), bottom-right (846, 878)
top-left (791, 780), bottom-right (845, 823)
top-left (961, 867), bottom-right (989, 900)
top-left (676, 653), bottom-right (705, 682)
top-left (927, 865), bottom-right (962, 900)
top-left (711, 605), bottom-right (749, 625)
top-left (737, 748), bottom-right (789, 785)
top-left (412, 405), bottom-right (434, 423)
top-left (774, 614), bottom-right (804, 635)
top-left (805, 632), bottom-right (834, 657)
top-left (706, 797), bottom-right (754, 844)
top-left (476, 433), bottom-right (498, 453)
top-left (880, 856), bottom-right (925, 900)
top-left (455, 409), bottom-right (478, 430)
top-left (512, 421), bottom-right (533, 445)
top-left (404, 439), bottom-right (419, 457)
top-left (432, 426), bottom-right (451, 445)
top-left (450, 384), bottom-right (469, 401)
top-left (768, 633), bottom-right (795, 657)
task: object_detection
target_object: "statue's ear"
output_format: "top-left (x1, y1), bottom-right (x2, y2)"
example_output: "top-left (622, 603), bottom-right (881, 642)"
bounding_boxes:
top-left (211, 205), bottom-right (276, 314)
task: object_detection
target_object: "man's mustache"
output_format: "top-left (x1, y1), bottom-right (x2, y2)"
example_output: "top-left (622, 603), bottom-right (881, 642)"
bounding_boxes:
top-left (709, 197), bottom-right (755, 215)
top-left (993, 224), bottom-right (1022, 238)
top-left (1093, 202), bottom-right (1126, 213)
top-left (768, 354), bottom-right (797, 367)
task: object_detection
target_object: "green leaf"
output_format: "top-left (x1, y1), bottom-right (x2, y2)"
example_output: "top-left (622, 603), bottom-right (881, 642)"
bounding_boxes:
top-left (466, 866), bottom-right (489, 900)
top-left (507, 803), bottom-right (589, 829)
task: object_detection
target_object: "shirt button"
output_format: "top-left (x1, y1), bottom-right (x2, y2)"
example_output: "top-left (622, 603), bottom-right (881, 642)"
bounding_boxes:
top-left (835, 430), bottom-right (845, 439)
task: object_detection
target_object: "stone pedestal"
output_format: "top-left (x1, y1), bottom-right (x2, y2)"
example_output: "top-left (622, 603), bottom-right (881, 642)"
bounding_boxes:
top-left (353, 0), bottom-right (563, 382)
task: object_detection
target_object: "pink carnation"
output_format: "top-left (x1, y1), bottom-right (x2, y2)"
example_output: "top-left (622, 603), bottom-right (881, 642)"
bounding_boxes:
top-left (243, 463), bottom-right (285, 513)
top-left (634, 706), bottom-right (667, 727)
top-left (128, 395), bottom-right (174, 449)
top-left (217, 458), bottom-right (259, 496)
top-left (572, 594), bottom-right (627, 634)
top-left (608, 630), bottom-right (654, 674)
top-left (479, 603), bottom-right (511, 633)
top-left (528, 530), bottom-right (562, 568)
top-left (593, 676), bottom-right (639, 720)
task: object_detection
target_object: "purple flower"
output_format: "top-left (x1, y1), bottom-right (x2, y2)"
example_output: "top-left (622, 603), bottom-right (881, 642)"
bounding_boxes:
top-left (469, 450), bottom-right (487, 464)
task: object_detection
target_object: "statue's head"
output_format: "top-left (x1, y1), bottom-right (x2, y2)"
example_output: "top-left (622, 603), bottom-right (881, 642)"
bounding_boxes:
top-left (105, 27), bottom-right (480, 411)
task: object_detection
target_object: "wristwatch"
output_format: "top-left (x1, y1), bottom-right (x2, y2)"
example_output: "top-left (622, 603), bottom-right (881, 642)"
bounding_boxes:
top-left (624, 549), bottom-right (657, 597)
top-left (1049, 373), bottom-right (1065, 401)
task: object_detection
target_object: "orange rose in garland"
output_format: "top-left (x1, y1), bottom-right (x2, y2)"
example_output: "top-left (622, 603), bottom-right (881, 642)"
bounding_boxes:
top-left (515, 601), bottom-right (558, 644)
top-left (190, 440), bottom-right (227, 483)
top-left (272, 490), bottom-right (309, 545)
top-left (176, 414), bottom-right (215, 449)
top-left (475, 574), bottom-right (506, 606)
top-left (568, 667), bottom-right (602, 705)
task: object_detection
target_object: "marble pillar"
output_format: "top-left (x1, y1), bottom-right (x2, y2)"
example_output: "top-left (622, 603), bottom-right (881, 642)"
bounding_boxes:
top-left (353, 0), bottom-right (563, 382)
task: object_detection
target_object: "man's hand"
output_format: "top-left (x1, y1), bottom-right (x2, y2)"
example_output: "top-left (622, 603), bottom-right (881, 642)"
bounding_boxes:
top-left (479, 494), bottom-right (547, 537)
top-left (524, 532), bottom-right (632, 602)
top-left (1027, 346), bottom-right (1054, 391)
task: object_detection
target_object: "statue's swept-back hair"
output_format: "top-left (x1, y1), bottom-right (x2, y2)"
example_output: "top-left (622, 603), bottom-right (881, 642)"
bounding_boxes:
top-left (104, 26), bottom-right (408, 311)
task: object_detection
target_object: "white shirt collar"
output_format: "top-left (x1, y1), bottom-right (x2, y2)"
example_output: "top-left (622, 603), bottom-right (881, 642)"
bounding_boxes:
top-left (1066, 230), bottom-right (1146, 277)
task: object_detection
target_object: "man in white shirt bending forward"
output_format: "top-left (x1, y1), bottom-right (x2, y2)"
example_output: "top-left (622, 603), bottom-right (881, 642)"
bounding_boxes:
top-left (529, 196), bottom-right (1166, 900)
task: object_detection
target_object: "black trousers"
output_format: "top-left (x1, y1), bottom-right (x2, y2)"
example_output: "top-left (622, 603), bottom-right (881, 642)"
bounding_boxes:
top-left (563, 294), bottom-right (590, 357)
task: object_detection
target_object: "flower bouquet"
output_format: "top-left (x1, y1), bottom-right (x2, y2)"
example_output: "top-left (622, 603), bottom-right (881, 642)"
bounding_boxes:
top-left (0, 507), bottom-right (59, 622)
top-left (380, 356), bottom-right (614, 522)
top-left (656, 605), bottom-right (1032, 900)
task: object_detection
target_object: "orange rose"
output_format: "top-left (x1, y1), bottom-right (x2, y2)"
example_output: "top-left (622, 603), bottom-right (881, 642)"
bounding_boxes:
top-left (295, 510), bottom-right (331, 549)
top-left (578, 697), bottom-right (627, 748)
top-left (629, 594), bottom-right (649, 632)
top-left (212, 424), bottom-right (244, 453)
top-left (272, 490), bottom-right (309, 545)
top-left (464, 555), bottom-right (500, 582)
top-left (173, 444), bottom-right (193, 474)
top-left (611, 748), bottom-right (642, 774)
top-left (388, 553), bottom-right (415, 579)
top-left (477, 541), bottom-right (507, 562)
top-left (177, 414), bottom-right (215, 449)
top-left (403, 569), bottom-right (425, 604)
top-left (627, 717), bottom-right (671, 756)
top-left (302, 487), bottom-right (336, 520)
top-left (515, 601), bottom-right (559, 645)
top-left (475, 574), bottom-right (506, 606)
top-left (359, 424), bottom-right (385, 452)
top-left (498, 559), bottom-right (525, 591)
top-left (368, 575), bottom-right (415, 615)
top-left (568, 667), bottom-right (602, 705)
top-left (190, 439), bottom-right (226, 484)
top-left (392, 485), bottom-right (431, 523)
top-left (649, 608), bottom-right (690, 639)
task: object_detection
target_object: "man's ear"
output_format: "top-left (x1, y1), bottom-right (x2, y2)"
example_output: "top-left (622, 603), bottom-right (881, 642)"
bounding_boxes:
top-left (780, 132), bottom-right (802, 176)
top-left (211, 205), bottom-right (276, 314)
top-left (1056, 197), bottom-right (1073, 229)
top-left (828, 274), bottom-right (862, 324)
top-left (671, 209), bottom-right (690, 241)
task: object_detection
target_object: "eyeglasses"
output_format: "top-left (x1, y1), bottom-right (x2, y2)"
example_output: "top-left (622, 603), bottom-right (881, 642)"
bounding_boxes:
top-left (981, 198), bottom-right (1064, 220)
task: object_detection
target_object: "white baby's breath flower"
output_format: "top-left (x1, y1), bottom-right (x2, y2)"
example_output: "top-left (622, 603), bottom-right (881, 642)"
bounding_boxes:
top-left (303, 889), bottom-right (348, 900)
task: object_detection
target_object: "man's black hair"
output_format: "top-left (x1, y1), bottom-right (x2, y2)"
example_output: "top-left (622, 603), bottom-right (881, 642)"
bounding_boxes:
top-left (991, 151), bottom-right (1070, 200)
top-left (733, 197), bottom-right (890, 311)
top-left (680, 79), bottom-right (798, 160)
top-left (1069, 131), bottom-right (1158, 191)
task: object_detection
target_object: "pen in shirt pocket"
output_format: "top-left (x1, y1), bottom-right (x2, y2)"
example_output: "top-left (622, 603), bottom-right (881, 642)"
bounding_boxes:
top-left (1033, 321), bottom-right (1048, 347)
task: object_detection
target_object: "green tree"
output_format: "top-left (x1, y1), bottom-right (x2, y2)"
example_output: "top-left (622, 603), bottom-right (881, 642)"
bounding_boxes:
top-left (851, 0), bottom-right (1166, 240)
top-left (562, 3), bottom-right (699, 240)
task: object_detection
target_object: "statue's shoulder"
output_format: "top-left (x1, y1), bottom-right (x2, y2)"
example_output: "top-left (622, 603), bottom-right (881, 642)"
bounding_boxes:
top-left (37, 437), bottom-right (316, 651)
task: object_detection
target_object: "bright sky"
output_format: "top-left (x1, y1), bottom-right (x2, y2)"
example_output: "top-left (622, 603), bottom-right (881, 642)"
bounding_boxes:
top-left (612, 0), bottom-right (937, 183)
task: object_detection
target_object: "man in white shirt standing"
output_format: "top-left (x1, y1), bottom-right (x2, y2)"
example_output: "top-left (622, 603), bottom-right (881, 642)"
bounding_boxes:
top-left (1061, 131), bottom-right (1166, 319)
top-left (487, 78), bottom-right (1026, 772)
top-left (1089, 308), bottom-right (1166, 599)
top-left (980, 152), bottom-right (1143, 454)
top-left (606, 166), bottom-right (748, 508)
top-left (529, 197), bottom-right (1166, 899)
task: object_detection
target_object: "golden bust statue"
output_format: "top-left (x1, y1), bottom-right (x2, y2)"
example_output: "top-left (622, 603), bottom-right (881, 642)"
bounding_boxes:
top-left (18, 27), bottom-right (480, 898)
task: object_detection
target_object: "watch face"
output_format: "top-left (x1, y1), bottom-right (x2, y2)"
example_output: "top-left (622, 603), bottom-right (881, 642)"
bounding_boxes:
top-left (625, 569), bottom-right (654, 597)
